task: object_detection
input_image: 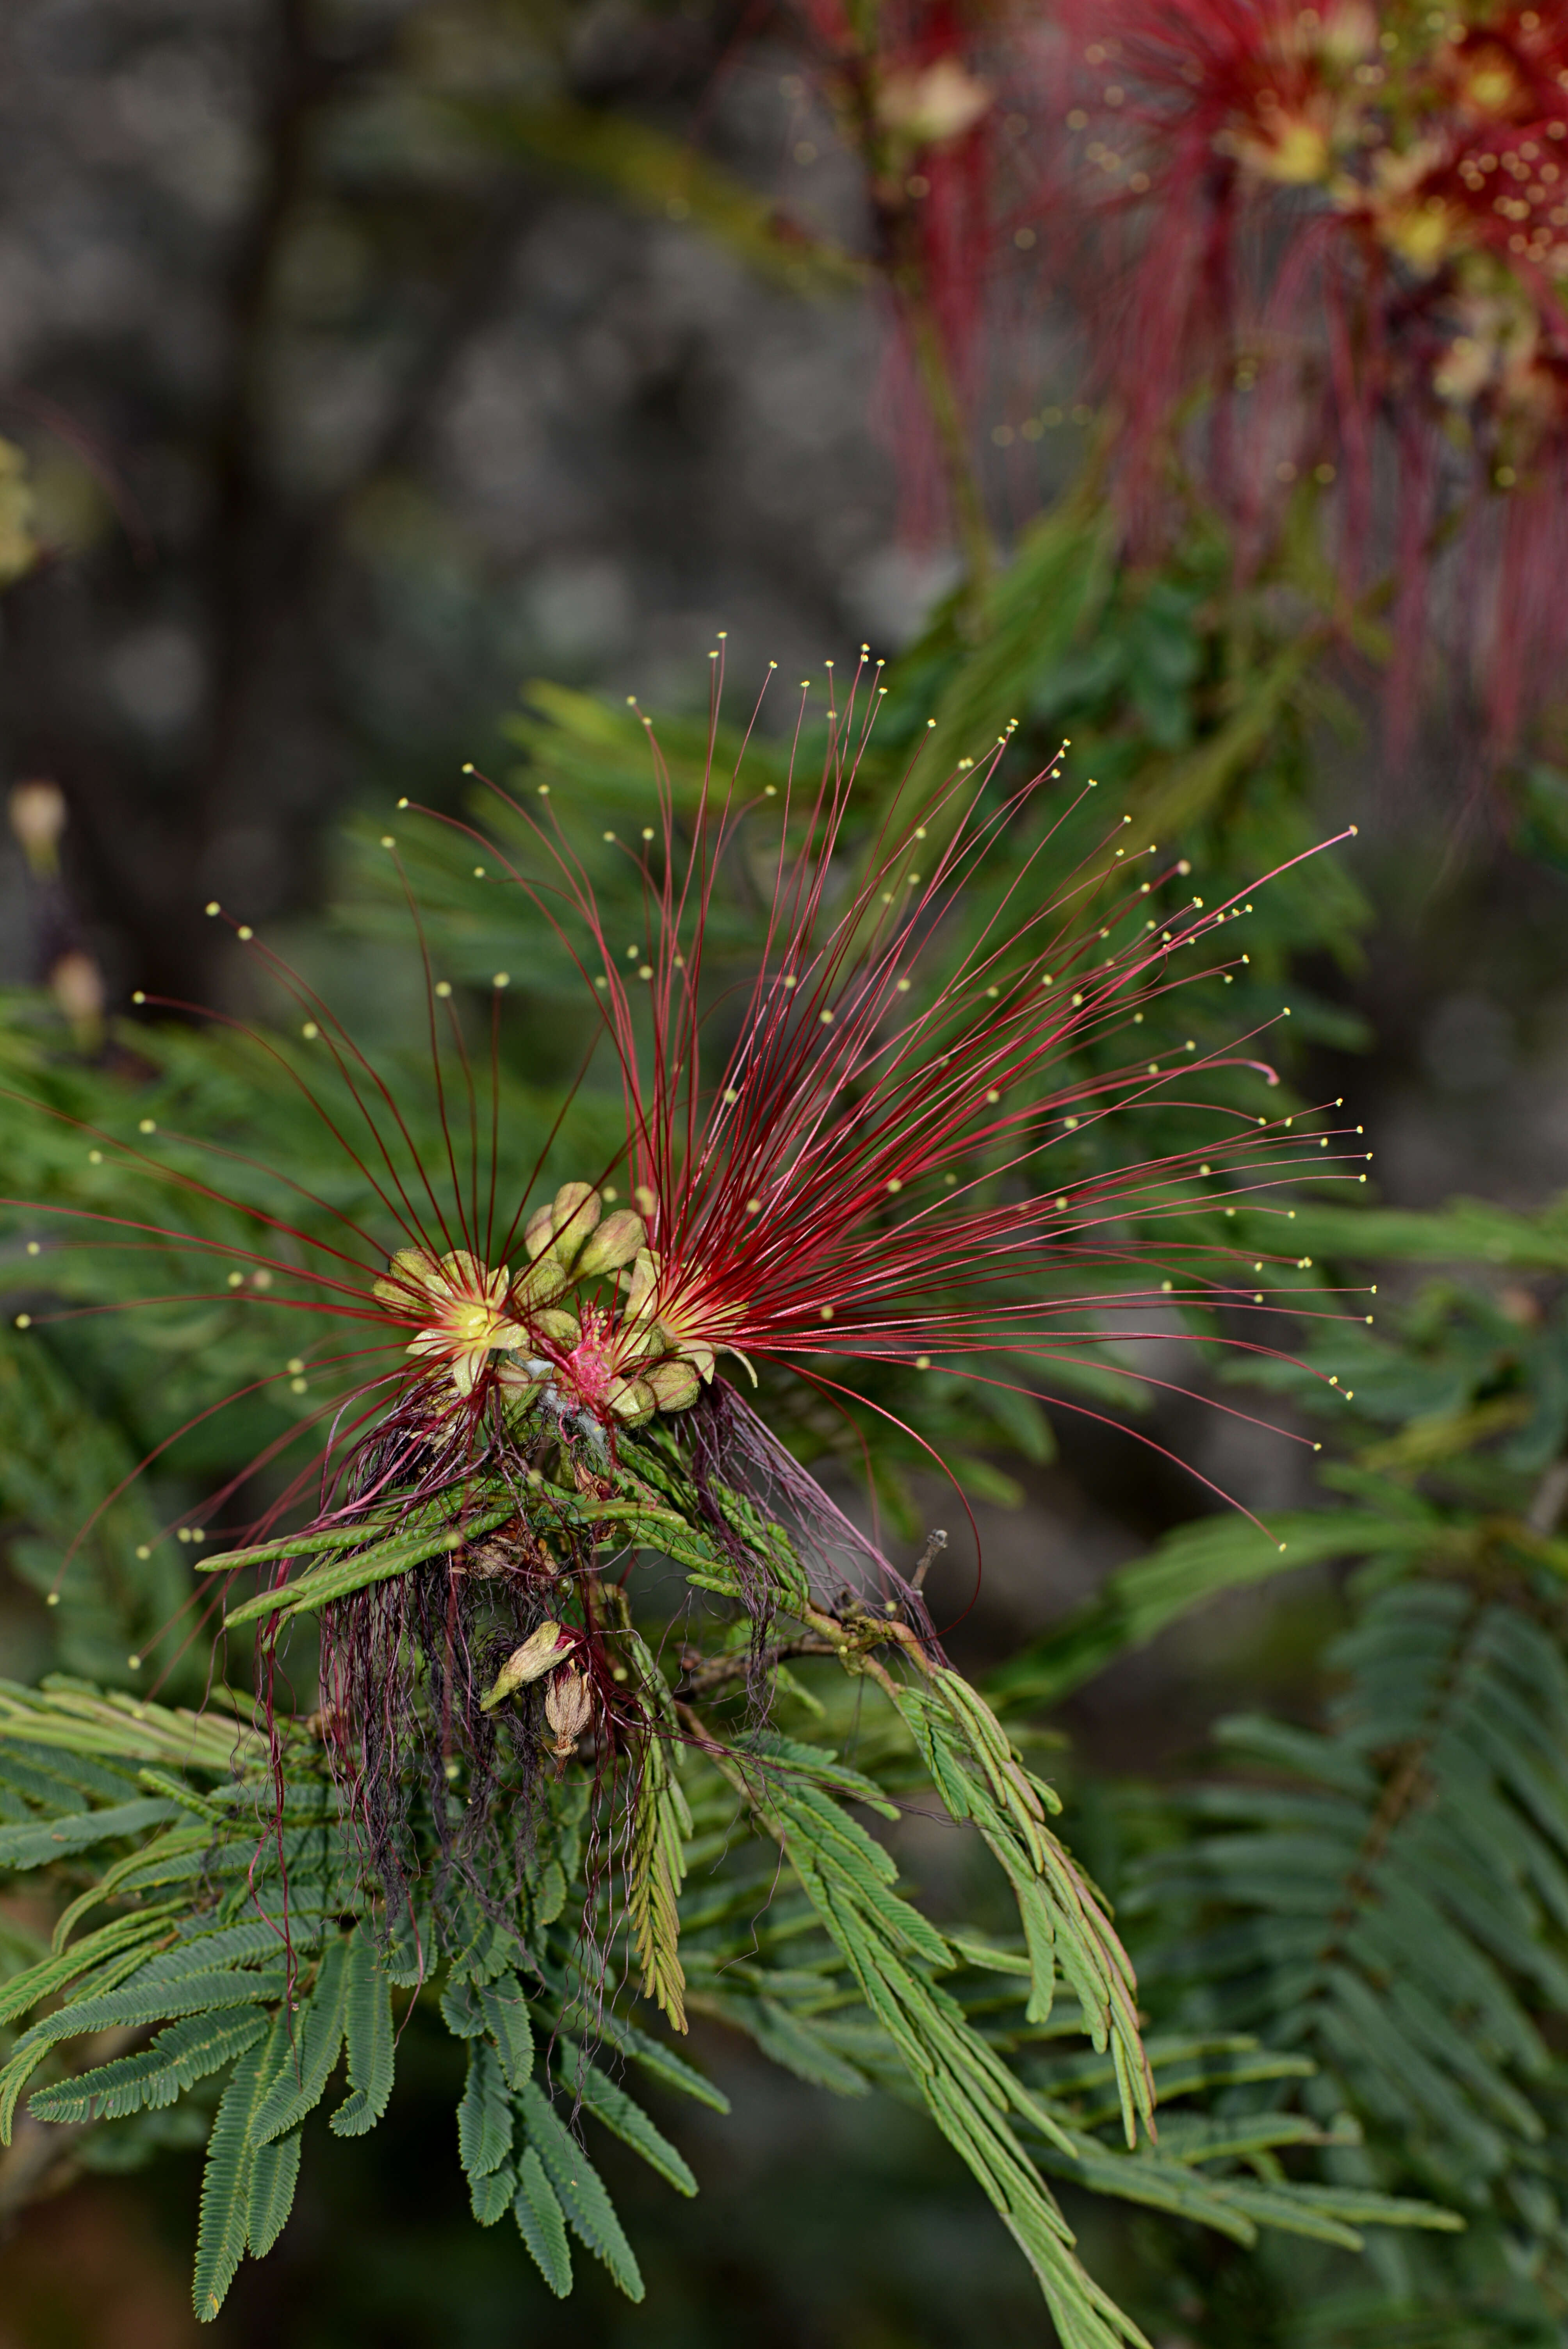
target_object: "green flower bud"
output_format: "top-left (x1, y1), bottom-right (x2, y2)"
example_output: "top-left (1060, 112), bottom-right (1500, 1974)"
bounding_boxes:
top-left (575, 1208), bottom-right (646, 1278)
top-left (545, 1182), bottom-right (601, 1269)
top-left (532, 1308), bottom-right (581, 1348)
top-left (606, 1374), bottom-right (657, 1425)
top-left (644, 1357), bottom-right (700, 1413)
top-left (522, 1181), bottom-right (602, 1268)
top-left (512, 1255), bottom-right (567, 1310)
top-left (620, 1245), bottom-right (661, 1316)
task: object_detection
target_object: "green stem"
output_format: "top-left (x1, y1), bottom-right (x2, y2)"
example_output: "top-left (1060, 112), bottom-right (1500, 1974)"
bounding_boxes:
top-left (904, 293), bottom-right (994, 622)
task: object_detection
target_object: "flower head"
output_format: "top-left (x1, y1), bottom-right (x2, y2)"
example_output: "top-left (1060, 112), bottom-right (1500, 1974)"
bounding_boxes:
top-left (419, 657), bottom-right (1360, 1479)
top-left (4, 648), bottom-right (1367, 1758)
top-left (374, 1247), bottom-right (529, 1395)
top-left (1, 654), bottom-right (1367, 1925)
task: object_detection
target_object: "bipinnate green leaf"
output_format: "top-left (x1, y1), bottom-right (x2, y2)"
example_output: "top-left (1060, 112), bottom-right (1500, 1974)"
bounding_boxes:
top-left (1136, 1583), bottom-right (1568, 2217)
top-left (586, 2005), bottom-right (729, 2113)
top-left (448, 1903), bottom-right (527, 1988)
top-left (457, 2037), bottom-right (512, 2181)
top-left (0, 1677), bottom-right (265, 1773)
top-left (478, 1972), bottom-right (533, 2091)
top-left (989, 1510), bottom-right (1438, 1709)
top-left (1, 1961), bottom-right (290, 2142)
top-left (747, 1998), bottom-right (873, 2096)
top-left (745, 1755), bottom-right (1147, 2349)
top-left (892, 1671), bottom-right (1153, 2147)
top-left (737, 1731), bottom-right (899, 1819)
top-left (0, 1793), bottom-right (179, 1871)
top-left (222, 1506), bottom-right (513, 1630)
top-left (245, 2128), bottom-right (301, 2257)
top-left (439, 1973), bottom-right (486, 2038)
top-left (518, 2078), bottom-right (644, 2300)
top-left (223, 1503), bottom-right (514, 1635)
top-left (469, 2159), bottom-right (516, 2226)
top-left (1049, 2127), bottom-right (1464, 2254)
top-left (630, 1739), bottom-right (691, 2032)
top-left (513, 2146), bottom-right (572, 2296)
top-left (29, 2009), bottom-right (269, 2125)
top-left (198, 1511), bottom-right (431, 1573)
top-left (562, 2047), bottom-right (697, 2195)
top-left (330, 1922), bottom-right (395, 2137)
top-left (0, 1905), bottom-right (180, 2027)
top-left (193, 2014), bottom-right (294, 2321)
top-left (126, 1918), bottom-right (300, 1987)
top-left (1281, 1192), bottom-right (1568, 1273)
top-left (901, 497), bottom-right (1116, 813)
top-left (51, 1825), bottom-right (213, 1945)
top-left (248, 1933), bottom-right (350, 2144)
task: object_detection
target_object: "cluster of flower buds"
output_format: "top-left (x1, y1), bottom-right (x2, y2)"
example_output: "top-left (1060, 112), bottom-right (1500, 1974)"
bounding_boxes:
top-left (371, 1180), bottom-right (716, 1434)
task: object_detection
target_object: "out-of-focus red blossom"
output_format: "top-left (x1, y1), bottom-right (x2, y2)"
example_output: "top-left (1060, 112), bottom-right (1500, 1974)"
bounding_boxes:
top-left (787, 2), bottom-right (1009, 538)
top-left (1058, 0), bottom-right (1568, 749)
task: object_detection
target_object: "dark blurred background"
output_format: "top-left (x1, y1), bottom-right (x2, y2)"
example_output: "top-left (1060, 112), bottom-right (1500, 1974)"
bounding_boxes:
top-left (0, 0), bottom-right (963, 1006)
top-left (4, 3), bottom-right (1568, 2342)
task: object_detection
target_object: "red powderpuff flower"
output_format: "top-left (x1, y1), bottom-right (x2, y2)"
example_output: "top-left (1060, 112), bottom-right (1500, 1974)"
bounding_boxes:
top-left (1054, 0), bottom-right (1568, 752)
top-left (782, 2), bottom-right (1010, 548)
top-left (4, 654), bottom-right (1364, 1676)
top-left (0, 661), bottom-right (1370, 1945)
top-left (421, 653), bottom-right (1365, 1522)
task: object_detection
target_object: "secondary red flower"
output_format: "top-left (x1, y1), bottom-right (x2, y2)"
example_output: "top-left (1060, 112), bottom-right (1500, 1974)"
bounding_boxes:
top-left (1057, 0), bottom-right (1568, 748)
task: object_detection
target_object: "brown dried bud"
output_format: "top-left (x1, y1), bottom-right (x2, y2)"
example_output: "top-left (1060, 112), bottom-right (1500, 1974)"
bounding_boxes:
top-left (456, 1540), bottom-right (514, 1580)
top-left (479, 1619), bottom-right (574, 1711)
top-left (575, 1208), bottom-right (645, 1279)
top-left (543, 1662), bottom-right (595, 1756)
top-left (571, 1456), bottom-right (615, 1502)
